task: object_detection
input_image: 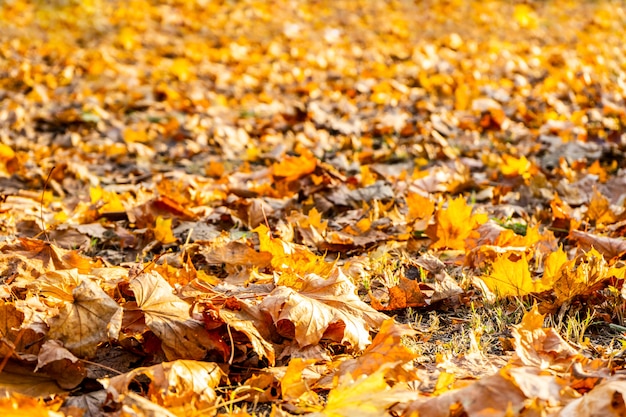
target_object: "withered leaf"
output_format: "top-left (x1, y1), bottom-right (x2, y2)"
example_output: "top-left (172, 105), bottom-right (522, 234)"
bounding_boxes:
top-left (99, 360), bottom-right (223, 415)
top-left (260, 269), bottom-right (387, 351)
top-left (130, 271), bottom-right (228, 361)
top-left (47, 278), bottom-right (122, 358)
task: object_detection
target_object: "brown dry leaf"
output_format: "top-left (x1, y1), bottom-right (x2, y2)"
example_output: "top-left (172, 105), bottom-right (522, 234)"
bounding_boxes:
top-left (219, 301), bottom-right (276, 365)
top-left (260, 268), bottom-right (387, 351)
top-left (7, 238), bottom-right (93, 273)
top-left (47, 278), bottom-right (122, 357)
top-left (130, 271), bottom-right (228, 361)
top-left (99, 360), bottom-right (223, 416)
top-left (511, 305), bottom-right (580, 371)
top-left (559, 380), bottom-right (626, 416)
top-left (400, 366), bottom-right (562, 417)
top-left (0, 301), bottom-right (43, 358)
top-left (35, 340), bottom-right (86, 390)
top-left (0, 361), bottom-right (67, 398)
top-left (570, 230), bottom-right (626, 259)
top-left (197, 239), bottom-right (272, 272)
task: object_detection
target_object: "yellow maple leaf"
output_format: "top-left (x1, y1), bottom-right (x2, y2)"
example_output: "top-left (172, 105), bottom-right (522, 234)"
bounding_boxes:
top-left (541, 246), bottom-right (569, 288)
top-left (309, 368), bottom-right (412, 417)
top-left (255, 224), bottom-right (334, 280)
top-left (428, 197), bottom-right (487, 250)
top-left (553, 248), bottom-right (610, 304)
top-left (481, 253), bottom-right (549, 297)
top-left (281, 358), bottom-right (318, 402)
top-left (154, 216), bottom-right (177, 244)
top-left (586, 189), bottom-right (617, 227)
top-left (500, 154), bottom-right (532, 178)
top-left (90, 186), bottom-right (125, 213)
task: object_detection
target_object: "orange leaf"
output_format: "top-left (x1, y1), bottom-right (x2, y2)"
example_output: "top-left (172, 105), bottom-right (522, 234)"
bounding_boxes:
top-left (427, 197), bottom-right (487, 250)
top-left (406, 192), bottom-right (435, 225)
top-left (271, 151), bottom-right (316, 182)
top-left (586, 189), bottom-right (617, 226)
top-left (370, 275), bottom-right (427, 310)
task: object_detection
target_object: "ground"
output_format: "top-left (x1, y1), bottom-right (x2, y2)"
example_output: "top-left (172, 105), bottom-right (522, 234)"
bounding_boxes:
top-left (1, 0), bottom-right (626, 416)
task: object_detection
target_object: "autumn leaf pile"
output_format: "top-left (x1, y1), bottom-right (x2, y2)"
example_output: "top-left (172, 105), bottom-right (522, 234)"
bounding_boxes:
top-left (2, 0), bottom-right (626, 415)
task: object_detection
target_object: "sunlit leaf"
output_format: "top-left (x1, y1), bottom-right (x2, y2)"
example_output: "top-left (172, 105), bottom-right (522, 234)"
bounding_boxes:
top-left (47, 278), bottom-right (122, 357)
top-left (427, 197), bottom-right (487, 250)
top-left (130, 271), bottom-right (228, 360)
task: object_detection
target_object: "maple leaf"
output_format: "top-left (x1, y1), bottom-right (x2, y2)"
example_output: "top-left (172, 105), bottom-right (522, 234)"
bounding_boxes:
top-left (219, 301), bottom-right (276, 365)
top-left (99, 360), bottom-right (223, 415)
top-left (480, 253), bottom-right (550, 297)
top-left (405, 192), bottom-right (435, 228)
top-left (271, 150), bottom-right (317, 182)
top-left (34, 340), bottom-right (86, 389)
top-left (585, 188), bottom-right (617, 226)
top-left (130, 271), bottom-right (228, 361)
top-left (259, 268), bottom-right (387, 351)
top-left (370, 275), bottom-right (427, 310)
top-left (511, 305), bottom-right (580, 371)
top-left (153, 215), bottom-right (177, 244)
top-left (255, 224), bottom-right (335, 280)
top-left (308, 367), bottom-right (413, 417)
top-left (401, 366), bottom-right (563, 417)
top-left (570, 230), bottom-right (626, 259)
top-left (47, 278), bottom-right (122, 357)
top-left (336, 319), bottom-right (418, 381)
top-left (552, 248), bottom-right (613, 304)
top-left (560, 380), bottom-right (626, 416)
top-left (281, 358), bottom-right (319, 403)
top-left (427, 196), bottom-right (487, 250)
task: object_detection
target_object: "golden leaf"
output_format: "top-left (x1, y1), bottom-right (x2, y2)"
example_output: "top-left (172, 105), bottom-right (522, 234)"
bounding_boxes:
top-left (428, 196), bottom-right (487, 250)
top-left (480, 253), bottom-right (548, 297)
top-left (153, 216), bottom-right (177, 244)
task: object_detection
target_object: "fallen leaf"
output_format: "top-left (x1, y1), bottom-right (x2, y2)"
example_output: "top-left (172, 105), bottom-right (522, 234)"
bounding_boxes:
top-left (427, 196), bottom-right (487, 250)
top-left (559, 380), bottom-right (626, 416)
top-left (480, 253), bottom-right (549, 297)
top-left (130, 271), bottom-right (228, 361)
top-left (47, 278), bottom-right (122, 357)
top-left (308, 367), bottom-right (413, 417)
top-left (511, 305), bottom-right (580, 371)
top-left (260, 269), bottom-right (387, 351)
top-left (100, 360), bottom-right (223, 415)
top-left (153, 216), bottom-right (177, 244)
